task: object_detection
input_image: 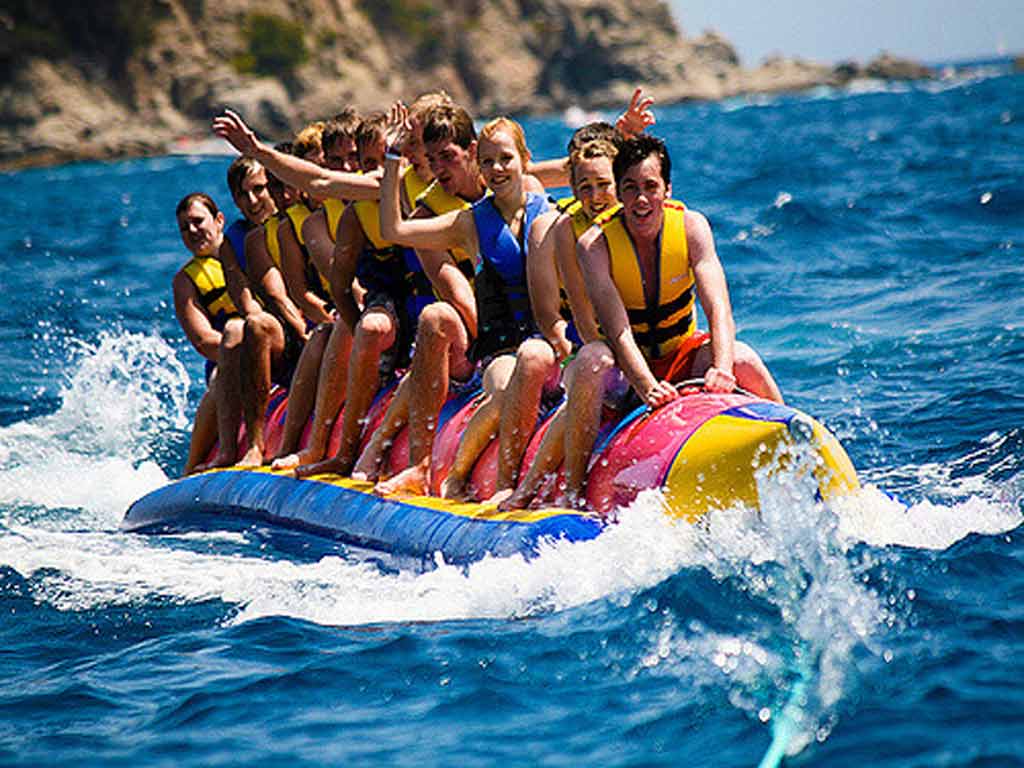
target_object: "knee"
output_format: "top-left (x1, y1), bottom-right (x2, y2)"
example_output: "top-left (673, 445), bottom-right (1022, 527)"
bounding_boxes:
top-left (732, 340), bottom-right (765, 374)
top-left (357, 311), bottom-right (394, 346)
top-left (244, 312), bottom-right (272, 338)
top-left (577, 342), bottom-right (614, 374)
top-left (222, 318), bottom-right (246, 349)
top-left (517, 339), bottom-right (556, 378)
top-left (417, 302), bottom-right (458, 343)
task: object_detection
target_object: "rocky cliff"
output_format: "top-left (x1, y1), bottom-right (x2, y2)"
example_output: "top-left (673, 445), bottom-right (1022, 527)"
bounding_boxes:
top-left (0, 0), bottom-right (933, 169)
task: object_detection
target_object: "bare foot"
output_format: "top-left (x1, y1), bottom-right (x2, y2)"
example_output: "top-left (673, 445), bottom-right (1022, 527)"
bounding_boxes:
top-left (439, 471), bottom-right (472, 501)
top-left (295, 454), bottom-right (353, 479)
top-left (271, 445), bottom-right (325, 471)
top-left (481, 487), bottom-right (514, 509)
top-left (352, 441), bottom-right (387, 483)
top-left (497, 487), bottom-right (535, 512)
top-left (374, 464), bottom-right (429, 497)
top-left (194, 451), bottom-right (237, 473)
top-left (234, 444), bottom-right (264, 468)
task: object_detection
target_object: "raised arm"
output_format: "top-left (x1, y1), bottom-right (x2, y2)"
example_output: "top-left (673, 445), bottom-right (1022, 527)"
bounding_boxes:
top-left (551, 216), bottom-right (600, 344)
top-left (380, 152), bottom-right (475, 254)
top-left (578, 228), bottom-right (676, 408)
top-left (212, 110), bottom-right (379, 202)
top-left (526, 158), bottom-right (570, 189)
top-left (172, 272), bottom-right (223, 361)
top-left (686, 209), bottom-right (736, 393)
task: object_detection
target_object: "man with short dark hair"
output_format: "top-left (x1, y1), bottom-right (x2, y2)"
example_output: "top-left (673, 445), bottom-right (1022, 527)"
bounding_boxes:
top-left (578, 134), bottom-right (783, 414)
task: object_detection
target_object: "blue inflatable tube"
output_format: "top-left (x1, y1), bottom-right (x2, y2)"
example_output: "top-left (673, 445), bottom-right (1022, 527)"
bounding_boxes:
top-left (123, 468), bottom-right (605, 567)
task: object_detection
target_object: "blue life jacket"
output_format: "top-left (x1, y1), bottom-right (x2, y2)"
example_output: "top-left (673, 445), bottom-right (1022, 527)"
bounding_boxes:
top-left (470, 192), bottom-right (549, 361)
top-left (224, 219), bottom-right (250, 273)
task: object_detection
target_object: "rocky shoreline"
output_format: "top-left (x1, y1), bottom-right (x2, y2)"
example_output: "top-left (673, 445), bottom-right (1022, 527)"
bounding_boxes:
top-left (1, 0), bottom-right (939, 171)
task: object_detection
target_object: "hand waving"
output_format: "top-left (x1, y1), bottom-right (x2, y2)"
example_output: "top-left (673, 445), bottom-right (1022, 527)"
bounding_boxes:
top-left (384, 101), bottom-right (413, 156)
top-left (211, 109), bottom-right (261, 157)
top-left (616, 88), bottom-right (656, 139)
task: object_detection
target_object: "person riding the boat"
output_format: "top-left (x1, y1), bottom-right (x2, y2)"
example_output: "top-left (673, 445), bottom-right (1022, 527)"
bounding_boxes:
top-left (277, 121), bottom-right (335, 327)
top-left (199, 156), bottom-right (309, 469)
top-left (172, 192), bottom-right (238, 475)
top-left (443, 91), bottom-right (659, 505)
top-left (369, 109), bottom-right (550, 498)
top-left (270, 95), bottom-right (452, 475)
top-left (578, 134), bottom-right (784, 423)
top-left (494, 136), bottom-right (631, 510)
top-left (346, 102), bottom-right (491, 486)
top-left (249, 143), bottom-right (337, 465)
top-left (299, 109), bottom-right (364, 303)
top-left (271, 113), bottom-right (404, 476)
top-left (268, 114), bottom-right (364, 466)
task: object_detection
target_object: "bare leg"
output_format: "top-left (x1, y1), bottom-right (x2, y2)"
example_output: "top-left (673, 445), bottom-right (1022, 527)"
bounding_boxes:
top-left (197, 318), bottom-right (245, 470)
top-left (563, 341), bottom-right (616, 508)
top-left (352, 375), bottom-right (410, 482)
top-left (237, 312), bottom-right (286, 467)
top-left (494, 340), bottom-right (556, 496)
top-left (375, 303), bottom-right (471, 496)
top-left (442, 355), bottom-right (516, 501)
top-left (273, 322), bottom-right (330, 461)
top-left (298, 307), bottom-right (396, 478)
top-left (498, 403), bottom-right (566, 511)
top-left (273, 319), bottom-right (352, 470)
top-left (184, 382), bottom-right (219, 475)
top-left (691, 340), bottom-right (784, 403)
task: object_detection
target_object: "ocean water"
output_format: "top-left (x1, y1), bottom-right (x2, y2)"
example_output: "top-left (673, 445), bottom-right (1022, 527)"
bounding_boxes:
top-left (1, 68), bottom-right (1023, 766)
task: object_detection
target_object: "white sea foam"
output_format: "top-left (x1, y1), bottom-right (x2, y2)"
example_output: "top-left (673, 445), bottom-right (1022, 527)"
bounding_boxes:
top-left (2, 327), bottom-right (1021, 764)
top-left (0, 331), bottom-right (187, 524)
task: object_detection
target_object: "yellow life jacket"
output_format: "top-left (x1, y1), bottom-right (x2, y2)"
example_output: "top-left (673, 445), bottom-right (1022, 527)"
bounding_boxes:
top-left (414, 180), bottom-right (477, 280)
top-left (264, 215), bottom-right (283, 270)
top-left (284, 203), bottom-right (312, 247)
top-left (600, 200), bottom-right (695, 360)
top-left (554, 195), bottom-right (577, 214)
top-left (323, 198), bottom-right (346, 241)
top-left (285, 202), bottom-right (331, 297)
top-left (402, 166), bottom-right (430, 209)
top-left (352, 199), bottom-right (391, 251)
top-left (182, 255), bottom-right (238, 320)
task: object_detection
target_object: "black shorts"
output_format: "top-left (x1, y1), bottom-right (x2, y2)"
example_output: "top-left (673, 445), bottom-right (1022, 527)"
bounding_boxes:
top-left (270, 322), bottom-right (305, 388)
top-left (364, 290), bottom-right (415, 382)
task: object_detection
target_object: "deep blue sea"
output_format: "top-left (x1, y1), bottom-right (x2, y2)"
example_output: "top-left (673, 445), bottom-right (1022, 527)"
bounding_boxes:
top-left (2, 67), bottom-right (1023, 767)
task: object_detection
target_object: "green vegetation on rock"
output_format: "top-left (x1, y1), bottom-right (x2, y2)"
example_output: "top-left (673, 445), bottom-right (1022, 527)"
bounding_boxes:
top-left (231, 13), bottom-right (308, 77)
top-left (0, 0), bottom-right (164, 76)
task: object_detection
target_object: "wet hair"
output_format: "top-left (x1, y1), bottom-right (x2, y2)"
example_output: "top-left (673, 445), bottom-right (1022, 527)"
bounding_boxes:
top-left (421, 103), bottom-right (476, 149)
top-left (355, 112), bottom-right (387, 150)
top-left (408, 90), bottom-right (452, 124)
top-left (292, 121), bottom-right (325, 159)
top-left (227, 156), bottom-right (264, 199)
top-left (569, 138), bottom-right (619, 185)
top-left (322, 108), bottom-right (361, 150)
top-left (175, 192), bottom-right (219, 219)
top-left (478, 117), bottom-right (530, 164)
top-left (567, 121), bottom-right (617, 154)
top-left (612, 134), bottom-right (671, 187)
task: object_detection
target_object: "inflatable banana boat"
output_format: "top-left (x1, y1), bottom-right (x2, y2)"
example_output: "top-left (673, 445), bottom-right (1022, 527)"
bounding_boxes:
top-left (123, 381), bottom-right (859, 567)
